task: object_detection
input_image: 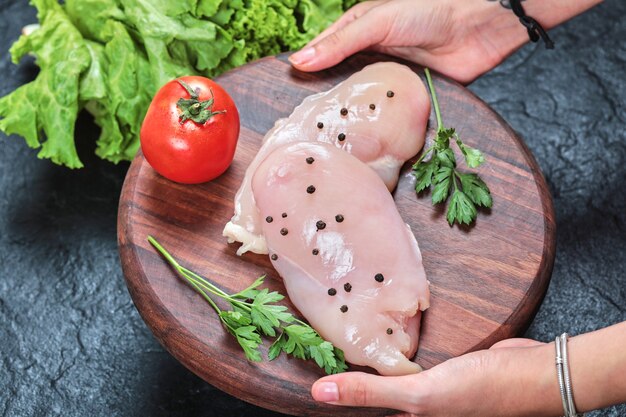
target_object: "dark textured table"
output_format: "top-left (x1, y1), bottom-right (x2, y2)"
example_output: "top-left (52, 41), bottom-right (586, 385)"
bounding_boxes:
top-left (0, 1), bottom-right (624, 416)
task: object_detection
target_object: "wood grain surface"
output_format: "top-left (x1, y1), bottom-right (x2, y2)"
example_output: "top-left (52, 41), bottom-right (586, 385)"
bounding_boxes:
top-left (117, 52), bottom-right (556, 417)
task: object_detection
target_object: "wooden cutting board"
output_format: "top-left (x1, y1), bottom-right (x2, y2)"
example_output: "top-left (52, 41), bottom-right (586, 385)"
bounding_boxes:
top-left (118, 52), bottom-right (556, 417)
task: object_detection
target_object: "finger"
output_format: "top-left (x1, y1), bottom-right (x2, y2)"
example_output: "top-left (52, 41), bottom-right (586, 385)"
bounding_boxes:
top-left (490, 338), bottom-right (546, 349)
top-left (289, 6), bottom-right (390, 72)
top-left (311, 371), bottom-right (419, 412)
top-left (304, 0), bottom-right (386, 49)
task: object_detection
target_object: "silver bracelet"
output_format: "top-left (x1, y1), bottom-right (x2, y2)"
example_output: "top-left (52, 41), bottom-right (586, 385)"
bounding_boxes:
top-left (555, 333), bottom-right (585, 417)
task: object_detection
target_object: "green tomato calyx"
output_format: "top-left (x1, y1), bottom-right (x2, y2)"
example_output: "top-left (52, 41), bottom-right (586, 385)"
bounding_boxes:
top-left (176, 80), bottom-right (225, 125)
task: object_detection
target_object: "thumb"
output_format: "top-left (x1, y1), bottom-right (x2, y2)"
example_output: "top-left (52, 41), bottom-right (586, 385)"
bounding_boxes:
top-left (490, 338), bottom-right (545, 350)
top-left (289, 9), bottom-right (389, 72)
top-left (311, 371), bottom-right (418, 412)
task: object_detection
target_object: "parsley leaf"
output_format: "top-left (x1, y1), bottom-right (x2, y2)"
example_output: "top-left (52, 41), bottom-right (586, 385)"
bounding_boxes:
top-left (456, 138), bottom-right (485, 168)
top-left (234, 326), bottom-right (263, 362)
top-left (447, 190), bottom-right (477, 226)
top-left (310, 341), bottom-right (336, 369)
top-left (432, 166), bottom-right (453, 204)
top-left (220, 310), bottom-right (252, 328)
top-left (435, 127), bottom-right (456, 149)
top-left (251, 288), bottom-right (293, 337)
top-left (436, 148), bottom-right (457, 168)
top-left (268, 332), bottom-right (286, 361)
top-left (283, 325), bottom-right (316, 359)
top-left (148, 237), bottom-right (348, 375)
top-left (413, 68), bottom-right (492, 225)
top-left (219, 311), bottom-right (262, 362)
top-left (328, 348), bottom-right (348, 374)
top-left (413, 157), bottom-right (439, 193)
top-left (459, 173), bottom-right (493, 208)
top-left (232, 275), bottom-right (265, 300)
top-left (278, 325), bottom-right (347, 374)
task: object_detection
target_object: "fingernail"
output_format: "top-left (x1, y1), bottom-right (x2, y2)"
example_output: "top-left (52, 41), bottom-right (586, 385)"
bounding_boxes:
top-left (289, 47), bottom-right (316, 65)
top-left (314, 382), bottom-right (339, 402)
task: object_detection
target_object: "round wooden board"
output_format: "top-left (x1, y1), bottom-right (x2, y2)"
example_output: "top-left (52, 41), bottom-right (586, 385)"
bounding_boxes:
top-left (118, 52), bottom-right (556, 417)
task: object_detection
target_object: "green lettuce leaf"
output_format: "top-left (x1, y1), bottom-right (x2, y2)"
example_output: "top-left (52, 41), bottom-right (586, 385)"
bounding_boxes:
top-left (0, 0), bottom-right (91, 168)
top-left (296, 0), bottom-right (344, 40)
top-left (0, 0), bottom-right (353, 168)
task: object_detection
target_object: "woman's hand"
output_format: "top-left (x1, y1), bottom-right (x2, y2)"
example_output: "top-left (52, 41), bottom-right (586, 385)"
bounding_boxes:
top-left (311, 338), bottom-right (565, 417)
top-left (289, 0), bottom-right (602, 84)
top-left (312, 321), bottom-right (626, 415)
top-left (289, 0), bottom-right (524, 84)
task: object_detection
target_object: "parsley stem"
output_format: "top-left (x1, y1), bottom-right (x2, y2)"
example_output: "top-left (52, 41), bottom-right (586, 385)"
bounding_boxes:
top-left (184, 272), bottom-right (225, 300)
top-left (452, 169), bottom-right (462, 191)
top-left (180, 265), bottom-right (230, 298)
top-left (424, 68), bottom-right (443, 131)
top-left (148, 236), bottom-right (224, 312)
top-left (178, 264), bottom-right (255, 314)
top-left (148, 236), bottom-right (180, 269)
top-left (414, 145), bottom-right (435, 166)
top-left (186, 274), bottom-right (223, 314)
top-left (183, 271), bottom-right (253, 315)
top-left (292, 317), bottom-right (308, 326)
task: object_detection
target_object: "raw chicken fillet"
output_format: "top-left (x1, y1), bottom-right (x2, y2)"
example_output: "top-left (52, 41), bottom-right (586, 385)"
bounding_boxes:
top-left (252, 142), bottom-right (430, 376)
top-left (223, 62), bottom-right (430, 255)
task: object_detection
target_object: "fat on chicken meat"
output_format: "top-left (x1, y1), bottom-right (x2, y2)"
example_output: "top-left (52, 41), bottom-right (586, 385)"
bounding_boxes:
top-left (252, 141), bottom-right (430, 376)
top-left (223, 62), bottom-right (430, 255)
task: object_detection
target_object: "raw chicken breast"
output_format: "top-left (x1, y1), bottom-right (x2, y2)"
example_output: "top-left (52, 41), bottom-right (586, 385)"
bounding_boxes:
top-left (224, 62), bottom-right (430, 255)
top-left (252, 142), bottom-right (430, 375)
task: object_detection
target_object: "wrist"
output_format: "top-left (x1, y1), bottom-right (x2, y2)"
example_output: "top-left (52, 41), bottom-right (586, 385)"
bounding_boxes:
top-left (457, 0), bottom-right (604, 69)
top-left (457, 1), bottom-right (530, 67)
top-left (498, 342), bottom-right (563, 417)
top-left (568, 322), bottom-right (626, 412)
top-left (522, 0), bottom-right (604, 30)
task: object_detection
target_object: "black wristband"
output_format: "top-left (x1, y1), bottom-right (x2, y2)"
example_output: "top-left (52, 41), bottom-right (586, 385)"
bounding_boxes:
top-left (508, 0), bottom-right (555, 49)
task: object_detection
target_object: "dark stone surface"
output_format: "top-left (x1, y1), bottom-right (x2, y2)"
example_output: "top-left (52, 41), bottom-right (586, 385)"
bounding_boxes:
top-left (0, 1), bottom-right (624, 416)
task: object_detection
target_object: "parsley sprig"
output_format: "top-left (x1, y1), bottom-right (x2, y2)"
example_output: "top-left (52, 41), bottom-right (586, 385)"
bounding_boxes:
top-left (413, 68), bottom-right (493, 225)
top-left (148, 236), bottom-right (348, 375)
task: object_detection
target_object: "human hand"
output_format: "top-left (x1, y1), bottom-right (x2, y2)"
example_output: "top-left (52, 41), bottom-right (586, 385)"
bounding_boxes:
top-left (289, 0), bottom-right (525, 84)
top-left (290, 0), bottom-right (600, 84)
top-left (311, 338), bottom-right (565, 417)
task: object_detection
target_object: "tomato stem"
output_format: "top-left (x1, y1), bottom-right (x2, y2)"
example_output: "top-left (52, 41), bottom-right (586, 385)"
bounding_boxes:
top-left (176, 80), bottom-right (225, 124)
top-left (189, 103), bottom-right (202, 116)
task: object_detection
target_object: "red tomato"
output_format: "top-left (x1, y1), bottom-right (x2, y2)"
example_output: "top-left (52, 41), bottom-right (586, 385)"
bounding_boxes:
top-left (140, 76), bottom-right (240, 184)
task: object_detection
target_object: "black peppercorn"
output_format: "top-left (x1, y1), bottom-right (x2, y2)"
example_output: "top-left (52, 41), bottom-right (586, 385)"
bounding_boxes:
top-left (340, 107), bottom-right (348, 116)
top-left (312, 248), bottom-right (319, 256)
top-left (307, 185), bottom-right (316, 194)
top-left (369, 103), bottom-right (376, 110)
top-left (343, 283), bottom-right (352, 292)
top-left (328, 288), bottom-right (337, 296)
top-left (340, 305), bottom-right (348, 313)
top-left (306, 157), bottom-right (315, 164)
top-left (375, 273), bottom-right (384, 282)
top-left (317, 121), bottom-right (324, 129)
top-left (271, 254), bottom-right (278, 261)
top-left (282, 212), bottom-right (287, 218)
top-left (265, 216), bottom-right (273, 223)
top-left (386, 328), bottom-right (393, 335)
top-left (335, 214), bottom-right (344, 223)
top-left (387, 90), bottom-right (394, 98)
top-left (338, 133), bottom-right (346, 141)
top-left (316, 220), bottom-right (326, 231)
top-left (280, 228), bottom-right (288, 236)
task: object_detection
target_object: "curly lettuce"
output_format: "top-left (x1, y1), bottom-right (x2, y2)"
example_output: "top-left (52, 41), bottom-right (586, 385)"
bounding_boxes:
top-left (0, 0), bottom-right (355, 168)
